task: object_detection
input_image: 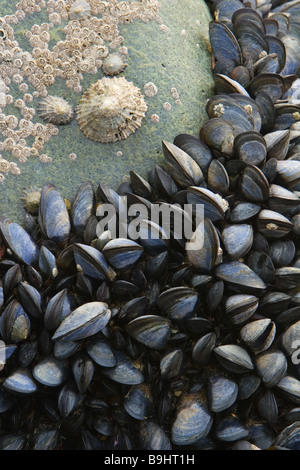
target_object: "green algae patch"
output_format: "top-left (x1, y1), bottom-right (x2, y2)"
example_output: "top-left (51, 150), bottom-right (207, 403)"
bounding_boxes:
top-left (0, 0), bottom-right (214, 224)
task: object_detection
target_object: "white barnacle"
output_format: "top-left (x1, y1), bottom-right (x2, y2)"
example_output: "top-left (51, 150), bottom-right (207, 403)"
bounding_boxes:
top-left (213, 103), bottom-right (225, 117)
top-left (144, 82), bottom-right (158, 97)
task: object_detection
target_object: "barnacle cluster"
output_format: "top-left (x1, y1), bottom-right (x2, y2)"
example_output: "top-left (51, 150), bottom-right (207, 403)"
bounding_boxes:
top-left (0, 0), bottom-right (162, 179)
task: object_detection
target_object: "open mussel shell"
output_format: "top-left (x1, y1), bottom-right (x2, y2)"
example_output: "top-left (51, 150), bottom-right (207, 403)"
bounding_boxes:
top-left (173, 134), bottom-right (213, 172)
top-left (215, 261), bottom-right (266, 296)
top-left (257, 209), bottom-right (293, 239)
top-left (0, 300), bottom-right (31, 343)
top-left (162, 140), bottom-right (204, 187)
top-left (187, 218), bottom-right (220, 273)
top-left (171, 393), bottom-right (213, 446)
top-left (207, 371), bottom-right (238, 413)
top-left (32, 357), bottom-right (69, 387)
top-left (71, 181), bottom-right (95, 232)
top-left (102, 238), bottom-right (143, 270)
top-left (157, 287), bottom-right (198, 321)
top-left (255, 349), bottom-right (287, 388)
top-left (234, 131), bottom-right (267, 166)
top-left (52, 301), bottom-right (111, 342)
top-left (3, 369), bottom-right (37, 395)
top-left (221, 224), bottom-right (253, 259)
top-left (73, 243), bottom-right (116, 281)
top-left (240, 318), bottom-right (276, 353)
top-left (214, 344), bottom-right (254, 374)
top-left (214, 74), bottom-right (250, 96)
top-left (38, 183), bottom-right (71, 245)
top-left (225, 294), bottom-right (259, 326)
top-left (124, 384), bottom-right (153, 420)
top-left (0, 219), bottom-right (39, 266)
top-left (125, 315), bottom-right (171, 350)
top-left (102, 350), bottom-right (144, 385)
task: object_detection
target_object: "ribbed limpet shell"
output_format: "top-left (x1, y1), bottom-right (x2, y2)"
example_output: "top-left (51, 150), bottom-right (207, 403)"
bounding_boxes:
top-left (76, 77), bottom-right (148, 143)
top-left (37, 95), bottom-right (74, 125)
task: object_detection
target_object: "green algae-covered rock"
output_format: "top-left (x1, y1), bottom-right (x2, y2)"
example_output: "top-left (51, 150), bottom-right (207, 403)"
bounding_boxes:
top-left (0, 0), bottom-right (214, 223)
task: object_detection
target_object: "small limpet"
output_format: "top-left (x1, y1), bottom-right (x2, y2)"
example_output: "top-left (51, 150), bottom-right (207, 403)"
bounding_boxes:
top-left (37, 96), bottom-right (74, 125)
top-left (102, 53), bottom-right (128, 76)
top-left (20, 187), bottom-right (42, 215)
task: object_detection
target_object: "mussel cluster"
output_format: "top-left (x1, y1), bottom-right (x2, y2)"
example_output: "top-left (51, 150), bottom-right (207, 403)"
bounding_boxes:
top-left (2, 0), bottom-right (300, 451)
